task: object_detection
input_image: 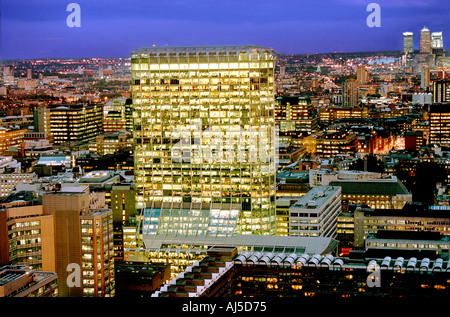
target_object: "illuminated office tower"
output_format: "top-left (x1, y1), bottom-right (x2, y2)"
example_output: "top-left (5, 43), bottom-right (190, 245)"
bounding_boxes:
top-left (131, 45), bottom-right (277, 238)
top-left (403, 32), bottom-right (414, 54)
top-left (420, 26), bottom-right (432, 54)
top-left (429, 102), bottom-right (450, 146)
top-left (49, 104), bottom-right (102, 145)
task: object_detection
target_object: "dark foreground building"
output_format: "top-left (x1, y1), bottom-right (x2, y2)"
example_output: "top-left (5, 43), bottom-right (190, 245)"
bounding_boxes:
top-left (153, 246), bottom-right (450, 298)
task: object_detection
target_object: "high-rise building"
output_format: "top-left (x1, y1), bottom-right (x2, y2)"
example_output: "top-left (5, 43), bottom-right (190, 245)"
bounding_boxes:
top-left (131, 45), bottom-right (277, 238)
top-left (342, 78), bottom-right (359, 107)
top-left (0, 205), bottom-right (56, 271)
top-left (421, 65), bottom-right (431, 89)
top-left (431, 31), bottom-right (444, 57)
top-left (429, 102), bottom-right (450, 145)
top-left (403, 32), bottom-right (414, 54)
top-left (49, 104), bottom-right (103, 145)
top-left (42, 187), bottom-right (115, 297)
top-left (420, 26), bottom-right (432, 54)
top-left (2, 66), bottom-right (15, 86)
top-left (33, 106), bottom-right (52, 135)
top-left (356, 65), bottom-right (369, 85)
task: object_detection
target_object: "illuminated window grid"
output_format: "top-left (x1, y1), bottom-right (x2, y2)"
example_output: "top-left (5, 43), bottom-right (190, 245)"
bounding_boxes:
top-left (132, 46), bottom-right (277, 237)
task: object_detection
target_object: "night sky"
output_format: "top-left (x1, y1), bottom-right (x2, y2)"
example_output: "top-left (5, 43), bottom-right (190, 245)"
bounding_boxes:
top-left (1, 0), bottom-right (449, 59)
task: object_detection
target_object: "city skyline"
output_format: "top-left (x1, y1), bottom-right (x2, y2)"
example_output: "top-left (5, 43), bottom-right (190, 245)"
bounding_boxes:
top-left (1, 0), bottom-right (449, 60)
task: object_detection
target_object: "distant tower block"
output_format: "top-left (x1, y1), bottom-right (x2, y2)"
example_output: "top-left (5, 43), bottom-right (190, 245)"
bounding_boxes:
top-left (403, 32), bottom-right (414, 54)
top-left (420, 26), bottom-right (432, 54)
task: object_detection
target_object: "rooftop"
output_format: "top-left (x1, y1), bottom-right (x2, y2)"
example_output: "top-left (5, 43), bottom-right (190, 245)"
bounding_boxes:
top-left (140, 234), bottom-right (338, 256)
top-left (132, 45), bottom-right (277, 58)
top-left (329, 176), bottom-right (410, 196)
top-left (291, 186), bottom-right (341, 209)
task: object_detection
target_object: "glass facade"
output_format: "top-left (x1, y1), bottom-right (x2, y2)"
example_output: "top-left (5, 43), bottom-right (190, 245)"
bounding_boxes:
top-left (131, 45), bottom-right (278, 237)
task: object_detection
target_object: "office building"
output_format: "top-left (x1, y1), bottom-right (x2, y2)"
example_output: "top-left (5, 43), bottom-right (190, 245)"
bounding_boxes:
top-left (154, 246), bottom-right (450, 298)
top-left (0, 205), bottom-right (55, 271)
top-left (329, 172), bottom-right (411, 211)
top-left (0, 127), bottom-right (28, 155)
top-left (131, 45), bottom-right (277, 239)
top-left (403, 32), bottom-right (414, 54)
top-left (421, 65), bottom-right (431, 89)
top-left (33, 106), bottom-right (51, 135)
top-left (111, 183), bottom-right (136, 261)
top-left (353, 203), bottom-right (450, 249)
top-left (315, 130), bottom-right (359, 158)
top-left (49, 104), bottom-right (103, 145)
top-left (275, 95), bottom-right (319, 136)
top-left (342, 78), bottom-right (359, 107)
top-left (433, 80), bottom-right (450, 103)
top-left (365, 230), bottom-right (450, 259)
top-left (0, 265), bottom-right (58, 297)
top-left (102, 98), bottom-right (129, 133)
top-left (319, 106), bottom-right (369, 126)
top-left (89, 132), bottom-right (132, 156)
top-left (356, 65), bottom-right (369, 85)
top-left (431, 31), bottom-right (444, 57)
top-left (429, 102), bottom-right (450, 145)
top-left (420, 26), bottom-right (432, 54)
top-left (126, 234), bottom-right (338, 277)
top-left (2, 66), bottom-right (15, 86)
top-left (288, 186), bottom-right (341, 238)
top-left (42, 187), bottom-right (115, 297)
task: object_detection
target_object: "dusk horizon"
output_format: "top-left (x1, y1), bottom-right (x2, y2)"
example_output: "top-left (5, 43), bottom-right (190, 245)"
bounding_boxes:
top-left (1, 0), bottom-right (449, 60)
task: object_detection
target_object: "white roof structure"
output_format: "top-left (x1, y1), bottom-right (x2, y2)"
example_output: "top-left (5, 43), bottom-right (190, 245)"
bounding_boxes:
top-left (141, 234), bottom-right (338, 255)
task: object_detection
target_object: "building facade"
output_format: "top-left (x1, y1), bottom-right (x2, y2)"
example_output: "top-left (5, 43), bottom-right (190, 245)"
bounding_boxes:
top-left (131, 45), bottom-right (278, 238)
top-left (49, 104), bottom-right (103, 145)
top-left (403, 32), bottom-right (414, 54)
top-left (288, 186), bottom-right (342, 238)
top-left (429, 102), bottom-right (450, 146)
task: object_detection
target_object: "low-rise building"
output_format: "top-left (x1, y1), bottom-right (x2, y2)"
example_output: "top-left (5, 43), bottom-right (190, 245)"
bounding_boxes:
top-left (288, 186), bottom-right (342, 238)
top-left (0, 265), bottom-right (58, 297)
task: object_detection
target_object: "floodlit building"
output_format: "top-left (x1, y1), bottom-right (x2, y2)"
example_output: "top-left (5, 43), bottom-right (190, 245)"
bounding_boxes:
top-left (49, 104), bottom-right (103, 145)
top-left (131, 45), bottom-right (278, 240)
top-left (353, 204), bottom-right (450, 249)
top-left (429, 102), bottom-right (450, 146)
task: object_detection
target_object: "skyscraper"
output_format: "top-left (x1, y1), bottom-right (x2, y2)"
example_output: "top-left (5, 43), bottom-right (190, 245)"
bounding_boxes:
top-left (431, 31), bottom-right (444, 57)
top-left (421, 65), bottom-right (430, 89)
top-left (403, 32), bottom-right (414, 54)
top-left (342, 78), bottom-right (359, 107)
top-left (131, 45), bottom-right (278, 240)
top-left (356, 65), bottom-right (369, 85)
top-left (420, 26), bottom-right (432, 54)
